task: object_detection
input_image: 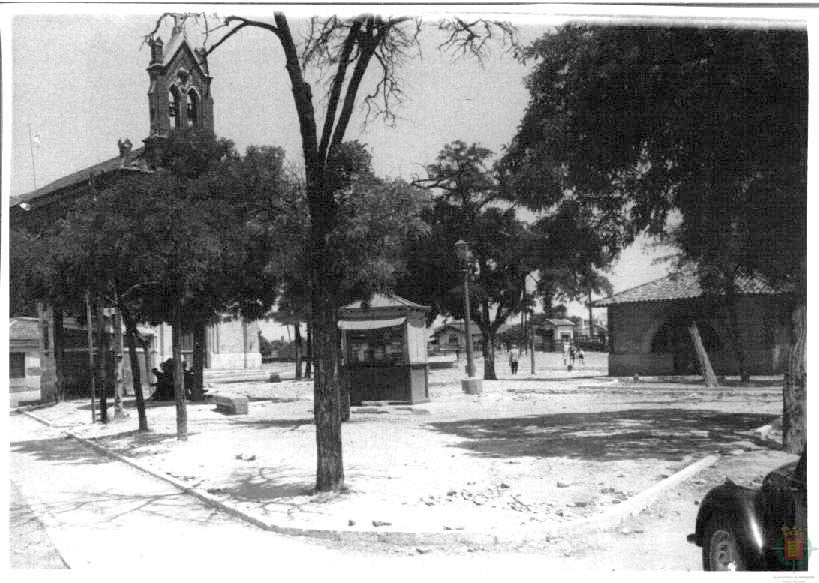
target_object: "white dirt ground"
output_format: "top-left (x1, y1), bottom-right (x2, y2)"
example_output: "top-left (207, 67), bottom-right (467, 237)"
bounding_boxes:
top-left (27, 351), bottom-right (785, 546)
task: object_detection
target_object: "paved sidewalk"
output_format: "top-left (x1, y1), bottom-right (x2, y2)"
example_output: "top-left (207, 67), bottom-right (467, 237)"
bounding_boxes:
top-left (10, 480), bottom-right (67, 568)
top-left (9, 413), bottom-right (358, 569)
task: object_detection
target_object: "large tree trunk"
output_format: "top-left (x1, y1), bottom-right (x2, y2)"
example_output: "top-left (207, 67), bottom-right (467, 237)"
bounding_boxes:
top-left (783, 301), bottom-right (806, 454)
top-left (481, 300), bottom-right (497, 380)
top-left (191, 323), bottom-right (206, 401)
top-left (687, 321), bottom-right (719, 388)
top-left (482, 332), bottom-right (497, 380)
top-left (724, 283), bottom-right (750, 383)
top-left (95, 304), bottom-right (108, 423)
top-left (294, 323), bottom-right (303, 380)
top-left (172, 302), bottom-right (188, 440)
top-left (275, 12), bottom-right (344, 490)
top-left (122, 312), bottom-right (148, 432)
top-left (312, 296), bottom-right (344, 491)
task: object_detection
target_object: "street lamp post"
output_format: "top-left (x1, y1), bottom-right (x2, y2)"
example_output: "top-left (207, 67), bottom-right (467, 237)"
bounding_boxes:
top-left (525, 273), bottom-right (538, 376)
top-left (455, 240), bottom-right (481, 394)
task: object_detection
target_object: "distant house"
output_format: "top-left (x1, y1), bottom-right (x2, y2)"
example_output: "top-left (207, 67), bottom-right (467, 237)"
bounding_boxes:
top-left (535, 319), bottom-right (576, 351)
top-left (593, 271), bottom-right (793, 377)
top-left (430, 321), bottom-right (483, 354)
top-left (10, 318), bottom-right (44, 405)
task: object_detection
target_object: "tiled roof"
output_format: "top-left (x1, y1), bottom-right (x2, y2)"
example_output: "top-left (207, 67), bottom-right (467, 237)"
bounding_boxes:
top-left (10, 147), bottom-right (147, 208)
top-left (593, 270), bottom-right (785, 307)
top-left (341, 293), bottom-right (430, 311)
top-left (543, 318), bottom-right (576, 327)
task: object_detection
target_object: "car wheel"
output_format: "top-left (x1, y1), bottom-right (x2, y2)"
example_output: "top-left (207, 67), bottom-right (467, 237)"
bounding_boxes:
top-left (703, 515), bottom-right (747, 571)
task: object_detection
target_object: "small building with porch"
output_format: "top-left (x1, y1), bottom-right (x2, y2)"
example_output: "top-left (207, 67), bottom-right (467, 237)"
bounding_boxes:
top-left (429, 321), bottom-right (483, 355)
top-left (593, 271), bottom-right (793, 377)
top-left (339, 294), bottom-right (431, 404)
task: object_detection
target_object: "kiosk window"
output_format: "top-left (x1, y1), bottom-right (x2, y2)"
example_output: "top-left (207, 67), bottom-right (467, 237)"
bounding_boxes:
top-left (347, 325), bottom-right (404, 364)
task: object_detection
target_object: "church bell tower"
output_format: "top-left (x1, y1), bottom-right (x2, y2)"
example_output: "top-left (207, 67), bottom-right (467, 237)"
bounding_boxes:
top-left (144, 22), bottom-right (214, 166)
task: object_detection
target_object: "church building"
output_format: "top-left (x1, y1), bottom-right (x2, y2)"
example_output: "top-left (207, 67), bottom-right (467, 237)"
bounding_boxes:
top-left (10, 25), bottom-right (261, 399)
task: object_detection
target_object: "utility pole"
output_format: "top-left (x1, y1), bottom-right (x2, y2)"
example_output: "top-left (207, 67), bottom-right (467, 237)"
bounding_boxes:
top-left (27, 124), bottom-right (38, 189)
top-left (530, 307), bottom-right (536, 375)
top-left (455, 240), bottom-right (481, 395)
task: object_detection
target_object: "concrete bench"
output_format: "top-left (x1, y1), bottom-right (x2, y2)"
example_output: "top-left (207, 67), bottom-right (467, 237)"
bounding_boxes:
top-left (213, 393), bottom-right (248, 415)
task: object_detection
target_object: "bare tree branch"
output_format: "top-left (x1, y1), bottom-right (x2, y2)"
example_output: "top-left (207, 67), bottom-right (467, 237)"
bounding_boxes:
top-left (328, 17), bottom-right (380, 155)
top-left (318, 18), bottom-right (363, 162)
top-left (205, 21), bottom-right (250, 56)
top-left (437, 18), bottom-right (519, 64)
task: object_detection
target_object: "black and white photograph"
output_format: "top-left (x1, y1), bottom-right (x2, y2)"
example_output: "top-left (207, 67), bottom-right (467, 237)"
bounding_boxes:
top-left (4, 2), bottom-right (811, 575)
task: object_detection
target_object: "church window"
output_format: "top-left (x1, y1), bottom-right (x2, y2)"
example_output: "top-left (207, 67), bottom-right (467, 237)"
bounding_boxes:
top-left (186, 89), bottom-right (199, 127)
top-left (168, 86), bottom-right (180, 130)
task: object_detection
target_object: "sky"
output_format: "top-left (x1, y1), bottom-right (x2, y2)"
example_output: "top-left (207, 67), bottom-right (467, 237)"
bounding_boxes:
top-left (8, 7), bottom-right (688, 338)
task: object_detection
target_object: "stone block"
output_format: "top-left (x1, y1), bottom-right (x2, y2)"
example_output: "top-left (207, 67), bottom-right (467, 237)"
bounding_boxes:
top-left (461, 378), bottom-right (483, 395)
top-left (214, 394), bottom-right (248, 415)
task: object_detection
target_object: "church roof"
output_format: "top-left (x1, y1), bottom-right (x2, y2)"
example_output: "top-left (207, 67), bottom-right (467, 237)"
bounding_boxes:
top-left (162, 28), bottom-right (208, 75)
top-left (10, 147), bottom-right (147, 209)
top-left (593, 270), bottom-right (786, 307)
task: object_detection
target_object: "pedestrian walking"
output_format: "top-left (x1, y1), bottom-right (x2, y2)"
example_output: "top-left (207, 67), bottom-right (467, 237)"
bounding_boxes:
top-left (562, 341), bottom-right (570, 365)
top-left (569, 344), bottom-right (576, 364)
top-left (577, 348), bottom-right (585, 365)
top-left (509, 345), bottom-right (520, 375)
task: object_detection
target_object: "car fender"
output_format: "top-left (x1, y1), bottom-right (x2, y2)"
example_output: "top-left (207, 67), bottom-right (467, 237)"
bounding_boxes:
top-left (694, 482), bottom-right (766, 569)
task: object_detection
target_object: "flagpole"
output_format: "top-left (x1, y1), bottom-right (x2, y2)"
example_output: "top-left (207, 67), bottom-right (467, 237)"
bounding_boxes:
top-left (27, 124), bottom-right (37, 189)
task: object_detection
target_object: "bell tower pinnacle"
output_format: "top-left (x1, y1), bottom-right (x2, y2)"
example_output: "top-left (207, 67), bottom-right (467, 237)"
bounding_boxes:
top-left (144, 23), bottom-right (214, 166)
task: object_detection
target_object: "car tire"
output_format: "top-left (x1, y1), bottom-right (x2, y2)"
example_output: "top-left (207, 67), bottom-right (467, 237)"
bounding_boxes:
top-left (702, 514), bottom-right (748, 571)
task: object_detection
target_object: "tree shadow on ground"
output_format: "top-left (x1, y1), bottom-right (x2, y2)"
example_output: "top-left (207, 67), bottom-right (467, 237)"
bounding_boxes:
top-left (97, 429), bottom-right (179, 445)
top-left (11, 436), bottom-right (112, 466)
top-left (217, 467), bottom-right (316, 504)
top-left (228, 418), bottom-right (314, 430)
top-left (427, 408), bottom-right (778, 462)
top-left (73, 399), bottom-right (194, 411)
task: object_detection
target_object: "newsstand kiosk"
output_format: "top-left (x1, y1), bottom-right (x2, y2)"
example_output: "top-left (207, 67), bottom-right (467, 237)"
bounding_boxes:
top-left (339, 294), bottom-right (431, 405)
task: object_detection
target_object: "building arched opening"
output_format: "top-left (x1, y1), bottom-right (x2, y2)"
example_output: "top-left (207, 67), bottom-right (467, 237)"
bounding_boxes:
top-left (651, 318), bottom-right (721, 374)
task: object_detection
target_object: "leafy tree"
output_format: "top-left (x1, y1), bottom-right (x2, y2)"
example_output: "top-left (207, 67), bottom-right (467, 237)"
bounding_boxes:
top-left (154, 11), bottom-right (516, 490)
top-left (400, 141), bottom-right (615, 379)
top-left (506, 24), bottom-right (807, 450)
top-left (15, 129), bottom-right (286, 437)
top-left (399, 141), bottom-right (534, 379)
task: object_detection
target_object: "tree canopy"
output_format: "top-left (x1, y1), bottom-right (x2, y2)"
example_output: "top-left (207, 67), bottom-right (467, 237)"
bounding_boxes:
top-left (505, 24), bottom-right (807, 450)
top-left (505, 25), bottom-right (807, 290)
